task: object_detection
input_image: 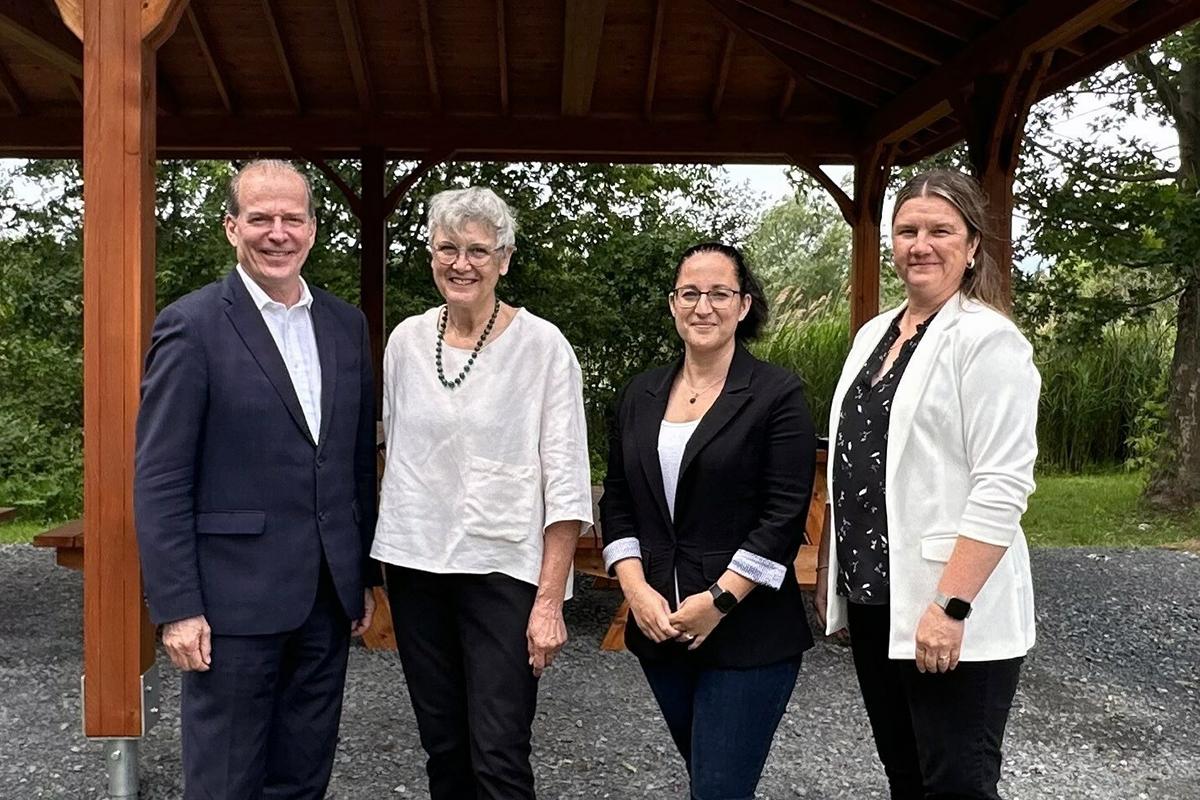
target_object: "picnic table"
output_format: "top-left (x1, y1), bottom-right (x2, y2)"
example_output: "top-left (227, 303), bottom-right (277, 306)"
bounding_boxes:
top-left (0, 507), bottom-right (16, 524)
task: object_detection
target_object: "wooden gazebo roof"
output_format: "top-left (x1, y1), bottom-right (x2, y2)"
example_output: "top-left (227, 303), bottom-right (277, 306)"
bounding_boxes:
top-left (1, 0), bottom-right (1196, 163)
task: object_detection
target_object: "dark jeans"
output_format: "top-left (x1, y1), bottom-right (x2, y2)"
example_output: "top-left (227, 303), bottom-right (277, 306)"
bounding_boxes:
top-left (181, 559), bottom-right (350, 800)
top-left (640, 657), bottom-right (801, 800)
top-left (846, 601), bottom-right (1023, 800)
top-left (385, 565), bottom-right (540, 800)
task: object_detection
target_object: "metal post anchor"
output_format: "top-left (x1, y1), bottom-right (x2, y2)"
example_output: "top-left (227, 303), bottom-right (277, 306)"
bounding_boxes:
top-left (103, 739), bottom-right (139, 798)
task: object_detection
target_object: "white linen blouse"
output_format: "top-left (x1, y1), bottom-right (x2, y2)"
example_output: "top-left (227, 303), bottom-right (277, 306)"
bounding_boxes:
top-left (371, 307), bottom-right (594, 596)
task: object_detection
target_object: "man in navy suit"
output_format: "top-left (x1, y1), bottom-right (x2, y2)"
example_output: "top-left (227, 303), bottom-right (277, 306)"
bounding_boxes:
top-left (134, 160), bottom-right (378, 798)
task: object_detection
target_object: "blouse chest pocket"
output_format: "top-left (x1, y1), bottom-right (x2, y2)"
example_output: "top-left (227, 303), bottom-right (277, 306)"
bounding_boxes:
top-left (461, 454), bottom-right (540, 543)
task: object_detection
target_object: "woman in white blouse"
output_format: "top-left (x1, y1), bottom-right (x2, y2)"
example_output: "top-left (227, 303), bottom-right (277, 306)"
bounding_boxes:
top-left (372, 187), bottom-right (593, 800)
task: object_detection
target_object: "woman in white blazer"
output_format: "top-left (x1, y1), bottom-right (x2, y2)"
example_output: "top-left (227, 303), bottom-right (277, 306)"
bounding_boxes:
top-left (815, 169), bottom-right (1040, 800)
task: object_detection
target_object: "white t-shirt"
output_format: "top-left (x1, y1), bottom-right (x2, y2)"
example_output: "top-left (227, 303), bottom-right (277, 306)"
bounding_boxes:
top-left (657, 419), bottom-right (700, 522)
top-left (371, 307), bottom-right (594, 596)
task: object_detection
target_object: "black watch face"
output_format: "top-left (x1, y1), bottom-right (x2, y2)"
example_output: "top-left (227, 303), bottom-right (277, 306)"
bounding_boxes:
top-left (945, 597), bottom-right (972, 620)
top-left (714, 591), bottom-right (738, 614)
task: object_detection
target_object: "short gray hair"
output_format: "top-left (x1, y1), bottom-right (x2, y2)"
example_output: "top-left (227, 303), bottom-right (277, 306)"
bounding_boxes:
top-left (226, 159), bottom-right (316, 219)
top-left (426, 187), bottom-right (516, 248)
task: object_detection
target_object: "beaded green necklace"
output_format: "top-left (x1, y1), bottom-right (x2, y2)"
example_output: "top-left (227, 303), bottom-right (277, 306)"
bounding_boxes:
top-left (435, 298), bottom-right (500, 389)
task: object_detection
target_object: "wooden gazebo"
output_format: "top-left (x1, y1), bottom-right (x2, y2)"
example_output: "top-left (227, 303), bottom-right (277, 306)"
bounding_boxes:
top-left (1, 0), bottom-right (1196, 793)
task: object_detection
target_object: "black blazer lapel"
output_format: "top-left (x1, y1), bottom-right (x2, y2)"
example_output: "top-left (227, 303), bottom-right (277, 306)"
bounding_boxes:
top-left (310, 297), bottom-right (339, 453)
top-left (677, 344), bottom-right (754, 480)
top-left (636, 362), bottom-right (677, 534)
top-left (220, 270), bottom-right (316, 447)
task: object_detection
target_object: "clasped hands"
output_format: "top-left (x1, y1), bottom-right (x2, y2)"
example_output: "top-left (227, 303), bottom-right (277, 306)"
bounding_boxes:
top-left (628, 584), bottom-right (722, 651)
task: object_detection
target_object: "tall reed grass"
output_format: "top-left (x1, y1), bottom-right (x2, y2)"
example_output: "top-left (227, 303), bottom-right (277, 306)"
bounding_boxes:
top-left (753, 292), bottom-right (1173, 470)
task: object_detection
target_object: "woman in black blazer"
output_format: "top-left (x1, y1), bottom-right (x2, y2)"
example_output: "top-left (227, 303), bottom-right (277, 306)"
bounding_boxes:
top-left (600, 242), bottom-right (817, 799)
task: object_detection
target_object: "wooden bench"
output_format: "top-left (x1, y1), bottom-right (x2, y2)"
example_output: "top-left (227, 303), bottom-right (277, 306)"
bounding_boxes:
top-left (0, 507), bottom-right (16, 524)
top-left (31, 519), bottom-right (84, 571)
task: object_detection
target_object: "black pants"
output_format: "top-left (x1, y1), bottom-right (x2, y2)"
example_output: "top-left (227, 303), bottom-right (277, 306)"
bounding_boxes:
top-left (385, 565), bottom-right (540, 800)
top-left (181, 559), bottom-right (350, 800)
top-left (846, 602), bottom-right (1023, 800)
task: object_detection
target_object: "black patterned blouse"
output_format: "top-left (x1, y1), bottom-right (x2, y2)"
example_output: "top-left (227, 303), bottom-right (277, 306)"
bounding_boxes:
top-left (833, 309), bottom-right (938, 605)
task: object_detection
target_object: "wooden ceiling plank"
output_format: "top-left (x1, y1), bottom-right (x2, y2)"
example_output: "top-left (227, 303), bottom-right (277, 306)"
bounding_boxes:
top-left (0, 52), bottom-right (26, 115)
top-left (156, 66), bottom-right (179, 115)
top-left (865, 0), bottom-right (1137, 146)
top-left (869, 0), bottom-right (986, 41)
top-left (710, 28), bottom-right (736, 118)
top-left (64, 71), bottom-right (80, 105)
top-left (703, 0), bottom-right (889, 106)
top-left (262, 0), bottom-right (302, 113)
top-left (945, 0), bottom-right (1005, 19)
top-left (562, 0), bottom-right (607, 117)
top-left (775, 75), bottom-right (796, 120)
top-left (186, 5), bottom-right (234, 114)
top-left (791, 0), bottom-right (957, 63)
top-left (334, 0), bottom-right (372, 113)
top-left (739, 0), bottom-right (925, 78)
top-left (731, 2), bottom-right (908, 92)
top-left (0, 0), bottom-right (81, 77)
top-left (643, 0), bottom-right (665, 119)
top-left (415, 0), bottom-right (442, 114)
top-left (497, 0), bottom-right (509, 114)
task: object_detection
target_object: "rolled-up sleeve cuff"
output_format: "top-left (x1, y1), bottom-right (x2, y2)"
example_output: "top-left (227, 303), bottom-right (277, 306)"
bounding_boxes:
top-left (729, 549), bottom-right (787, 590)
top-left (602, 537), bottom-right (642, 573)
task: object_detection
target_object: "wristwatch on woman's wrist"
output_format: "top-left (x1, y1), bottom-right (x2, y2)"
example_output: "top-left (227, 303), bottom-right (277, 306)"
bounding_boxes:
top-left (934, 591), bottom-right (972, 620)
top-left (708, 583), bottom-right (738, 614)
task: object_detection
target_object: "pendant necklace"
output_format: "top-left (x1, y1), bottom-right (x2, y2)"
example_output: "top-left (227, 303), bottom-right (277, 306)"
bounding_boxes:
top-left (436, 298), bottom-right (500, 389)
top-left (681, 374), bottom-right (725, 404)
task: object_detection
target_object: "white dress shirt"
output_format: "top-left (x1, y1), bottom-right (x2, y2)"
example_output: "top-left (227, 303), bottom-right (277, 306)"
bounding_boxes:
top-left (236, 265), bottom-right (322, 440)
top-left (371, 307), bottom-right (594, 595)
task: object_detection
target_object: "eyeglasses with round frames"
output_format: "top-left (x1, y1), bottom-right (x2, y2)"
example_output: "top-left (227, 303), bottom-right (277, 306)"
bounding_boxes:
top-left (670, 287), bottom-right (741, 310)
top-left (432, 243), bottom-right (505, 267)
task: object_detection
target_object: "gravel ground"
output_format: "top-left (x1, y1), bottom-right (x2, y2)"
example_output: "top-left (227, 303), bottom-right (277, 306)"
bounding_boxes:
top-left (2, 543), bottom-right (1197, 799)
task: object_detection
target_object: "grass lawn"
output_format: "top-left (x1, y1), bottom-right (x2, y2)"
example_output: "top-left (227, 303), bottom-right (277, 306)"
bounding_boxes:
top-left (1, 472), bottom-right (1195, 549)
top-left (1024, 470), bottom-right (1199, 548)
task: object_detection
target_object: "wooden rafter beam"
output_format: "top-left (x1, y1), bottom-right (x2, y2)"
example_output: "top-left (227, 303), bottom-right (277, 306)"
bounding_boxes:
top-left (0, 114), bottom-right (856, 163)
top-left (710, 28), bottom-right (736, 118)
top-left (868, 0), bottom-right (984, 41)
top-left (791, 0), bottom-right (956, 64)
top-left (334, 0), bottom-right (372, 112)
top-left (186, 5), bottom-right (234, 113)
top-left (415, 0), bottom-right (441, 113)
top-left (64, 71), bottom-right (81, 104)
top-left (739, 0), bottom-right (923, 79)
top-left (262, 0), bottom-right (302, 113)
top-left (305, 157), bottom-right (364, 218)
top-left (562, 0), bottom-right (607, 116)
top-left (945, 0), bottom-right (1005, 18)
top-left (0, 0), bottom-right (82, 77)
top-left (722, 1), bottom-right (907, 93)
top-left (156, 65), bottom-right (179, 115)
top-left (497, 0), bottom-right (509, 114)
top-left (789, 152), bottom-right (854, 223)
top-left (864, 0), bottom-right (1137, 146)
top-left (0, 52), bottom-right (26, 115)
top-left (702, 0), bottom-right (890, 106)
top-left (643, 0), bottom-right (665, 118)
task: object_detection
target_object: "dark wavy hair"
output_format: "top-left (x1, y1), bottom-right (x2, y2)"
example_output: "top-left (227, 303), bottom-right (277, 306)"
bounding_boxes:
top-left (674, 242), bottom-right (769, 341)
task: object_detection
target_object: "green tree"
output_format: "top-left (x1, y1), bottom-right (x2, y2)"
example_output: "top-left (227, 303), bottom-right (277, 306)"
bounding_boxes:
top-left (1017, 25), bottom-right (1200, 511)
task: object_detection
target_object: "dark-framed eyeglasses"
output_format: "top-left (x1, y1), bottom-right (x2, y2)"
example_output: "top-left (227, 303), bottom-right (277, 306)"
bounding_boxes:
top-left (431, 243), bottom-right (505, 267)
top-left (670, 286), bottom-right (742, 310)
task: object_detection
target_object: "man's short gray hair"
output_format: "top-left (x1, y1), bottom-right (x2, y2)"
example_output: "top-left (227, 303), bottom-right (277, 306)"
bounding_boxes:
top-left (426, 187), bottom-right (517, 249)
top-left (226, 159), bottom-right (316, 219)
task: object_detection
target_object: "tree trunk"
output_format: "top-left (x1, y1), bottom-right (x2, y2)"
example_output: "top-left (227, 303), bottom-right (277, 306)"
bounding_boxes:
top-left (1145, 276), bottom-right (1200, 511)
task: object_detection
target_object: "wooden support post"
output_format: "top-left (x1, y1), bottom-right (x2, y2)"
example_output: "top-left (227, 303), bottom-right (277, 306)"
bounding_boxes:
top-left (360, 146), bottom-right (386, 412)
top-left (958, 53), bottom-right (1052, 310)
top-left (56, 0), bottom-right (190, 739)
top-left (849, 144), bottom-right (894, 332)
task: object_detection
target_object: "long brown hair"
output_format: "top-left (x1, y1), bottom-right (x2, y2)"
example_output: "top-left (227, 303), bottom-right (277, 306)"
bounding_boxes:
top-left (892, 169), bottom-right (1006, 313)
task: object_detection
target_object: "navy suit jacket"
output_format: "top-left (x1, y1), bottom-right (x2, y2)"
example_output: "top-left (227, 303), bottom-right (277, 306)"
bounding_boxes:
top-left (134, 270), bottom-right (378, 635)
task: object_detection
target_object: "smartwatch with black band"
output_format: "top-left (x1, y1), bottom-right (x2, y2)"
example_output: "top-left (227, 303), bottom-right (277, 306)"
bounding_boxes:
top-left (934, 591), bottom-right (972, 620)
top-left (708, 583), bottom-right (738, 615)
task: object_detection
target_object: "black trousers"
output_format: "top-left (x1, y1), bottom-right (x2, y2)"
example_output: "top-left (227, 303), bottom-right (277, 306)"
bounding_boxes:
top-left (181, 559), bottom-right (350, 800)
top-left (385, 565), bottom-right (540, 800)
top-left (846, 602), bottom-right (1023, 800)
